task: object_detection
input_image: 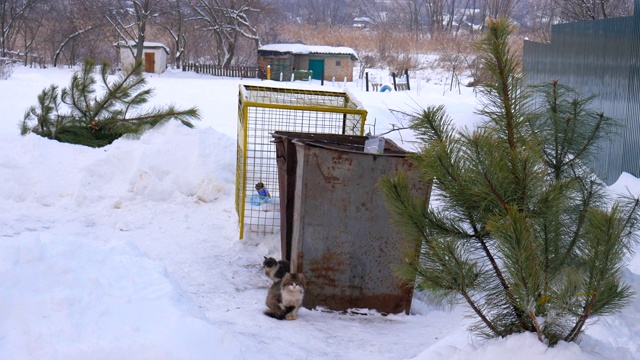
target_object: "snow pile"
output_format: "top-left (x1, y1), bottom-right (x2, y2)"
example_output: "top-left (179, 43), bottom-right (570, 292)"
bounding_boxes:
top-left (0, 236), bottom-right (244, 360)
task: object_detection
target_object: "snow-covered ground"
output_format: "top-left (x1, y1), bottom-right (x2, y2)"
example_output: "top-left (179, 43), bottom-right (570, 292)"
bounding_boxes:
top-left (0, 66), bottom-right (638, 359)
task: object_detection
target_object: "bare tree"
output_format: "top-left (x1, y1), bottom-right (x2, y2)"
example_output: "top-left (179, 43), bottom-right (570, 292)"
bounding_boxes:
top-left (553, 0), bottom-right (634, 21)
top-left (354, 0), bottom-right (388, 25)
top-left (44, 1), bottom-right (106, 67)
top-left (464, 0), bottom-right (481, 33)
top-left (101, 0), bottom-right (167, 70)
top-left (260, 0), bottom-right (302, 23)
top-left (425, 0), bottom-right (447, 34)
top-left (396, 0), bottom-right (427, 36)
top-left (297, 0), bottom-right (353, 26)
top-left (484, 0), bottom-right (523, 19)
top-left (158, 0), bottom-right (188, 67)
top-left (188, 0), bottom-right (263, 66)
top-left (17, 0), bottom-right (44, 65)
top-left (522, 0), bottom-right (560, 42)
top-left (0, 0), bottom-right (41, 57)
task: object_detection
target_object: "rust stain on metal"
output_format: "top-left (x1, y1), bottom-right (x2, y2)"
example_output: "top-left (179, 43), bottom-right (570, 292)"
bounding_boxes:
top-left (304, 289), bottom-right (414, 315)
top-left (331, 152), bottom-right (353, 167)
top-left (307, 251), bottom-right (347, 288)
top-left (312, 153), bottom-right (341, 184)
top-left (301, 244), bottom-right (415, 314)
top-left (293, 251), bottom-right (305, 273)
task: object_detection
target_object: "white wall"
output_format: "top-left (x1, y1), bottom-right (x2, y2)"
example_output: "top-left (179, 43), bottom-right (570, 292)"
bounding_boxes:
top-left (118, 46), bottom-right (168, 74)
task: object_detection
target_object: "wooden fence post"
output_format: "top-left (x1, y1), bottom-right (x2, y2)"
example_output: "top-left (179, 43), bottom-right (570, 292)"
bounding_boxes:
top-left (365, 72), bottom-right (369, 92)
top-left (404, 69), bottom-right (410, 90)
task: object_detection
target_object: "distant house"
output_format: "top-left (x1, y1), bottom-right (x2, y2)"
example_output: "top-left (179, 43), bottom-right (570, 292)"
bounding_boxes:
top-left (257, 44), bottom-right (358, 82)
top-left (115, 41), bottom-right (169, 74)
top-left (353, 16), bottom-right (374, 29)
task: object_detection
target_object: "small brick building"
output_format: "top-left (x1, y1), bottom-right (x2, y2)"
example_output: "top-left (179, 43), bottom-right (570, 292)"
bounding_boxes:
top-left (257, 44), bottom-right (358, 82)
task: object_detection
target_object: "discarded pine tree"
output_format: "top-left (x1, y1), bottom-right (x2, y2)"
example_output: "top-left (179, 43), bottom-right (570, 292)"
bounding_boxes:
top-left (20, 59), bottom-right (199, 147)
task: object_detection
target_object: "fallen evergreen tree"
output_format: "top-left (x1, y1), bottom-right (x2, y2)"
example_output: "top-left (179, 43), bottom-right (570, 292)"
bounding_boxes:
top-left (20, 59), bottom-right (199, 147)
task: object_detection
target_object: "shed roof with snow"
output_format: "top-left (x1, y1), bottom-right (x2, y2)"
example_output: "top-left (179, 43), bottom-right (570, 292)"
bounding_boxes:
top-left (115, 41), bottom-right (170, 54)
top-left (258, 44), bottom-right (358, 61)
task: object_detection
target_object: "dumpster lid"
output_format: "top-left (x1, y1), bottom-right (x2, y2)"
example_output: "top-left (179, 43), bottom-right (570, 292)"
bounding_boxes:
top-left (272, 131), bottom-right (409, 156)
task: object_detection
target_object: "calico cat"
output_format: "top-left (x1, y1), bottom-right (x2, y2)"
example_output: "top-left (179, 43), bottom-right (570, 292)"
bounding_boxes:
top-left (262, 256), bottom-right (290, 282)
top-left (264, 273), bottom-right (306, 320)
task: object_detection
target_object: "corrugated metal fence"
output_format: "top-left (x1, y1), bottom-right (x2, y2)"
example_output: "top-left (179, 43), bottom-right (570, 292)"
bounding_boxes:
top-left (522, 0), bottom-right (640, 185)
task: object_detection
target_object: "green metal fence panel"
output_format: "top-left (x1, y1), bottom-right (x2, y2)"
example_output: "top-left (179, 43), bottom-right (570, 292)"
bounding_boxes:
top-left (523, 0), bottom-right (640, 184)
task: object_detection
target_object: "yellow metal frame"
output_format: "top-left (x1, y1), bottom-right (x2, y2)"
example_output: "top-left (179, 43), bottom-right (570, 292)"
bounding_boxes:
top-left (236, 84), bottom-right (367, 239)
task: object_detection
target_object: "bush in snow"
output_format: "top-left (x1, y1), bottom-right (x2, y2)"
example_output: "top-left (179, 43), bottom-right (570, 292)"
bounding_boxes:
top-left (382, 18), bottom-right (640, 346)
top-left (20, 59), bottom-right (200, 147)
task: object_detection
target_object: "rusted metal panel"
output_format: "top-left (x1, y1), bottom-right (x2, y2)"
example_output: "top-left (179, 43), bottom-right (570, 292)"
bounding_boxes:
top-left (273, 132), bottom-right (431, 314)
top-left (272, 132), bottom-right (408, 261)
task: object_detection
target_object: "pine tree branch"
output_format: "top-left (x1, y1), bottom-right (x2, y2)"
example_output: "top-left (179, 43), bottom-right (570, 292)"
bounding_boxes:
top-left (528, 309), bottom-right (544, 342)
top-left (93, 61), bottom-right (146, 121)
top-left (565, 292), bottom-right (597, 342)
top-left (63, 74), bottom-right (91, 120)
top-left (107, 109), bottom-right (198, 124)
top-left (561, 112), bottom-right (605, 169)
top-left (462, 288), bottom-right (500, 336)
top-left (619, 196), bottom-right (640, 240)
top-left (560, 182), bottom-right (596, 264)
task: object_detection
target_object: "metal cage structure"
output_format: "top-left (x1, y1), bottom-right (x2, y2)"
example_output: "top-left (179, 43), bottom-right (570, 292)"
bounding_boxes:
top-left (236, 84), bottom-right (367, 239)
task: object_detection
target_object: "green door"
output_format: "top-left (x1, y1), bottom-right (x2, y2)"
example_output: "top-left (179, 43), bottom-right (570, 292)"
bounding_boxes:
top-left (308, 59), bottom-right (324, 80)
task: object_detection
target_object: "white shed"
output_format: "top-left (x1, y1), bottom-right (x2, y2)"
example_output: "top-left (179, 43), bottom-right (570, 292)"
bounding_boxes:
top-left (115, 41), bottom-right (169, 74)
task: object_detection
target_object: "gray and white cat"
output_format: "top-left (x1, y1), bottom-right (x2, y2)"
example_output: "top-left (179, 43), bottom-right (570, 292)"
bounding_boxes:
top-left (264, 273), bottom-right (306, 320)
top-left (262, 256), bottom-right (290, 282)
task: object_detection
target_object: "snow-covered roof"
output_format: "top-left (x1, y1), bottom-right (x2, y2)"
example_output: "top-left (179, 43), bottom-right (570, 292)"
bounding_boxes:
top-left (114, 41), bottom-right (170, 54)
top-left (258, 44), bottom-right (358, 60)
top-left (353, 16), bottom-right (373, 23)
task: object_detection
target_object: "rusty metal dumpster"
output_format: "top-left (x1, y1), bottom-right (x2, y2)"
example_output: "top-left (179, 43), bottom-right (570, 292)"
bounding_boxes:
top-left (271, 131), bottom-right (431, 314)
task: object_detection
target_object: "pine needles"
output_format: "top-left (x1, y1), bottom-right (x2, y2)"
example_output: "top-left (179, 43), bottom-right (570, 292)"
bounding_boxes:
top-left (381, 18), bottom-right (640, 346)
top-left (20, 59), bottom-right (200, 147)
